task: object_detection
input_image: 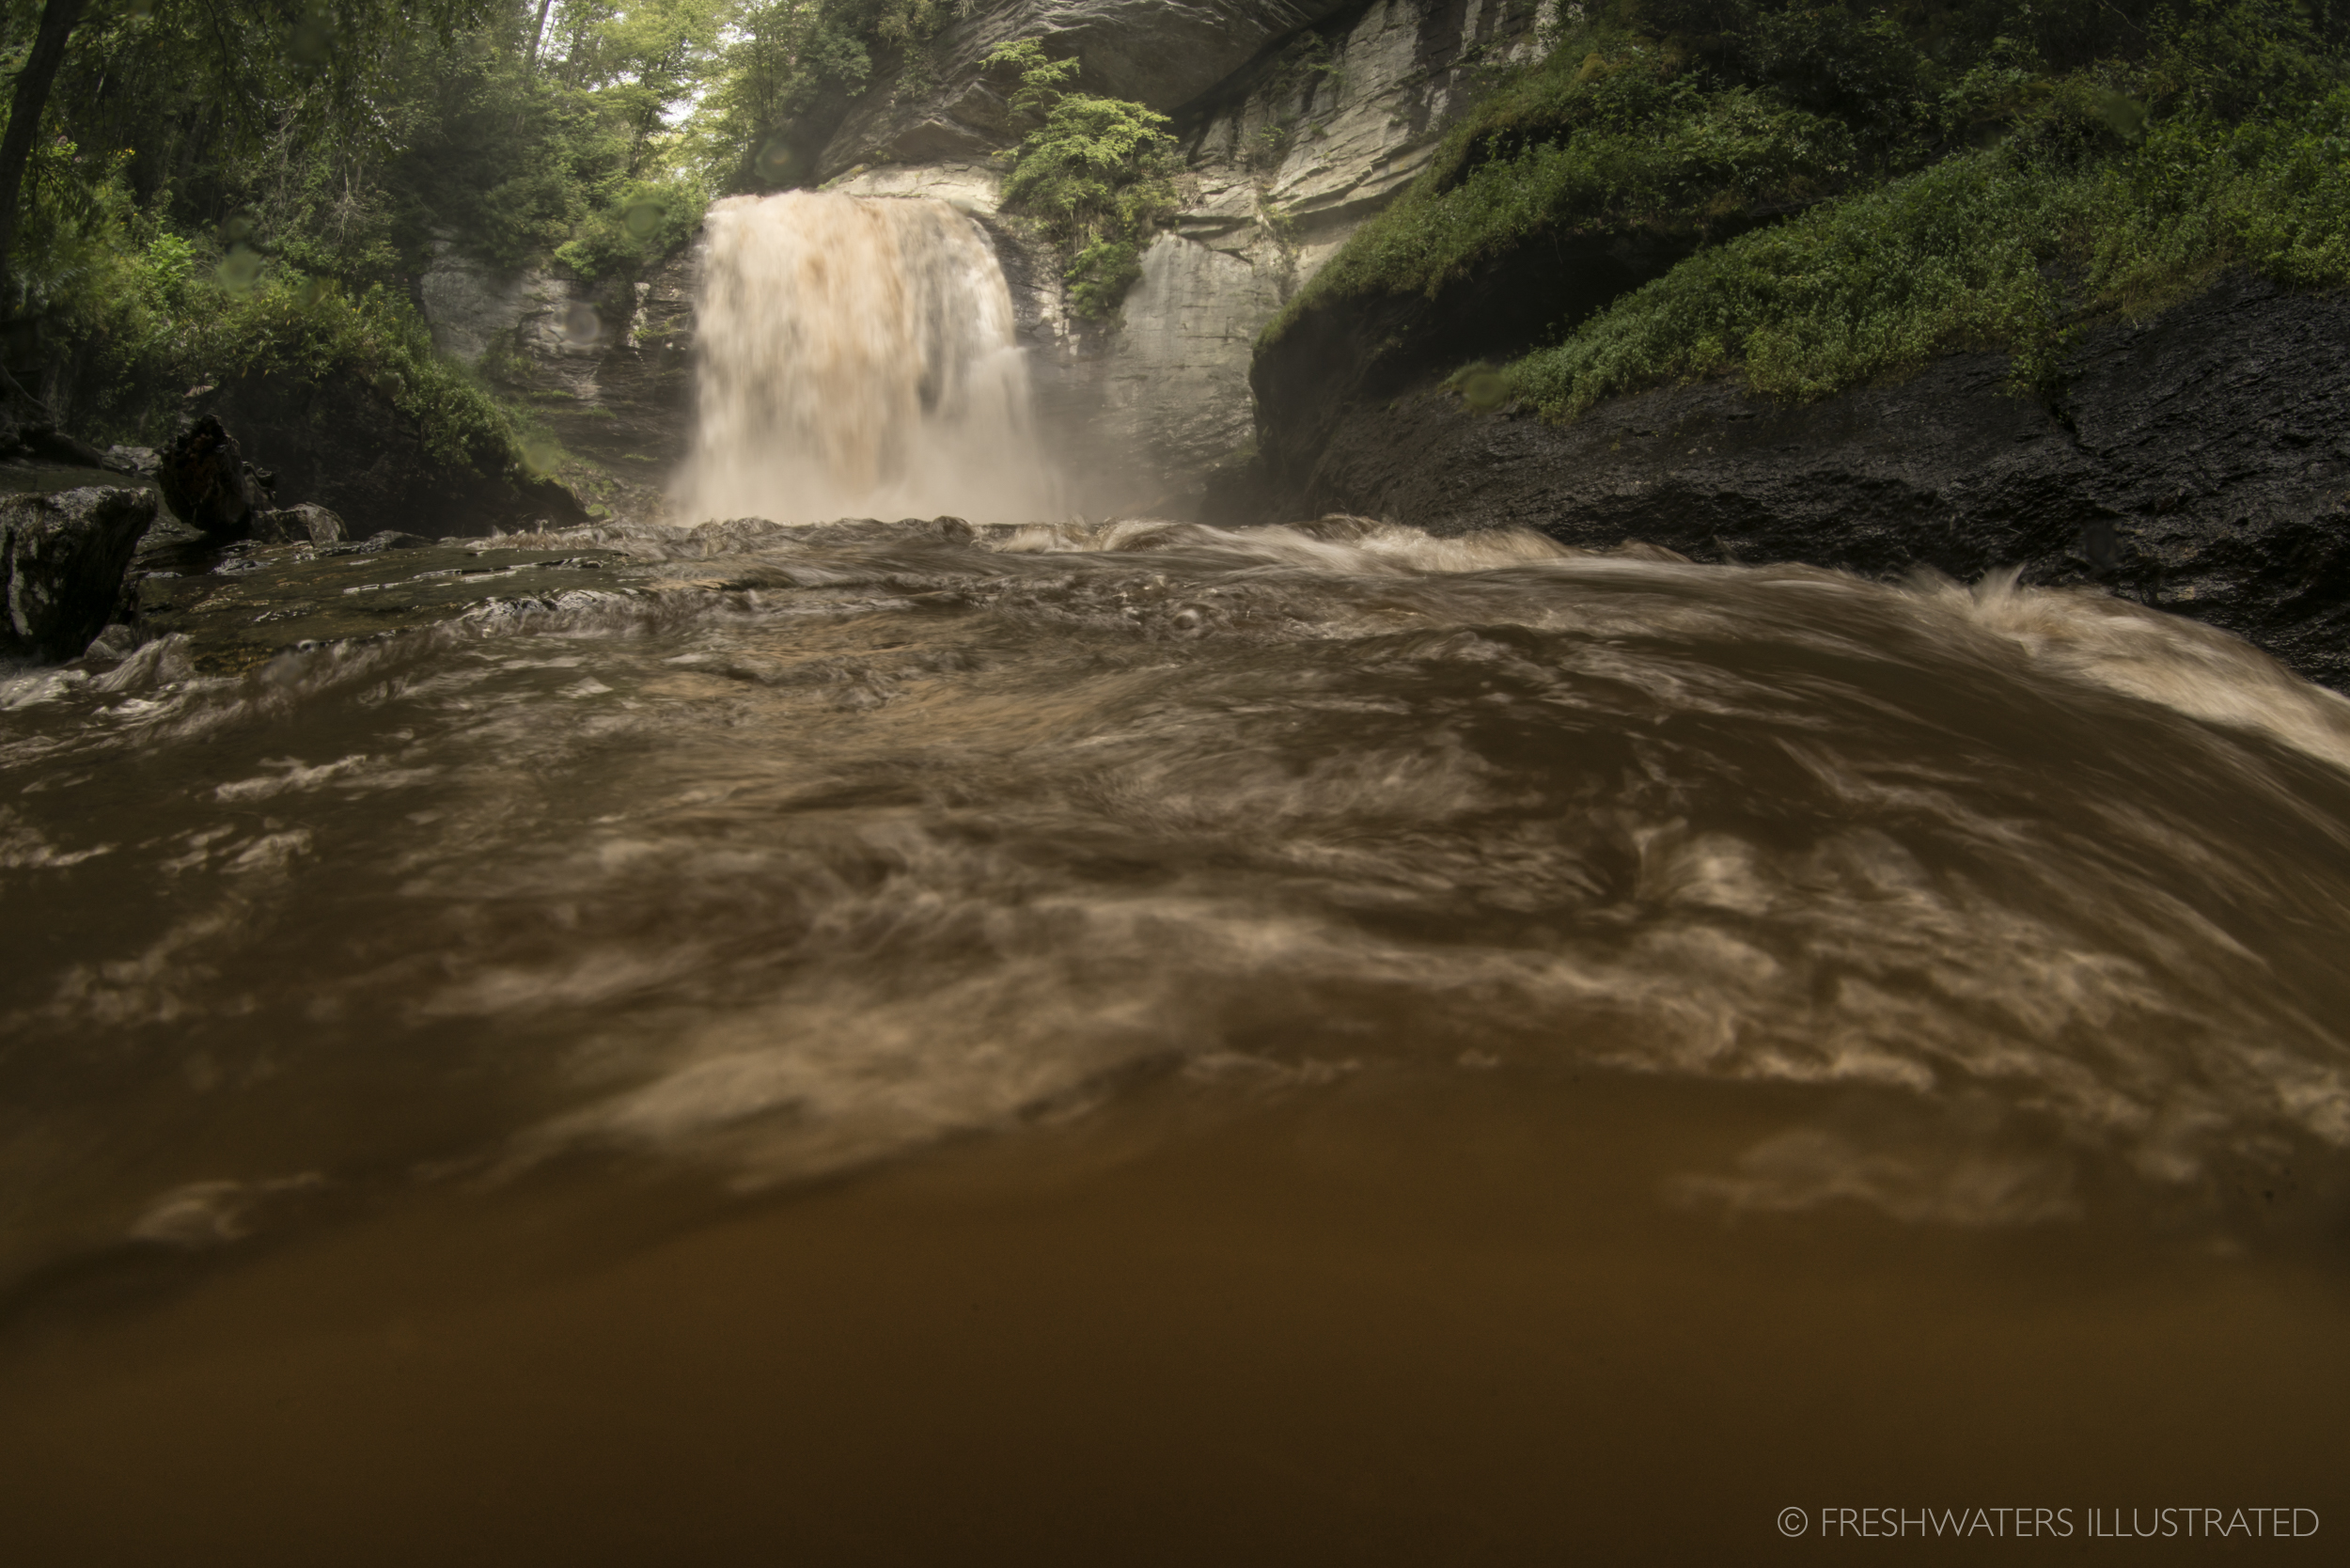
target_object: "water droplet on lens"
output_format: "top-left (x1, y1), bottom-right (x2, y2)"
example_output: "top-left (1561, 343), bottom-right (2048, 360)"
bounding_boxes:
top-left (1461, 370), bottom-right (1508, 412)
top-left (561, 304), bottom-right (603, 346)
top-left (217, 245), bottom-right (262, 293)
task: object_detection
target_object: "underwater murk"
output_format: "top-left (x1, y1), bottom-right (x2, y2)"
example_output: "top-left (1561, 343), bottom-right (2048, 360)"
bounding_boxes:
top-left (1, 194), bottom-right (2345, 1563)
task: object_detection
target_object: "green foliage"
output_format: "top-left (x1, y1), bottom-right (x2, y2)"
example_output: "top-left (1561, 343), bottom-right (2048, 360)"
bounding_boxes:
top-left (1264, 0), bottom-right (2350, 417)
top-left (21, 152), bottom-right (536, 472)
top-left (983, 39), bottom-right (1083, 119)
top-left (554, 180), bottom-right (708, 281)
top-left (684, 0), bottom-right (975, 193)
top-left (0, 0), bottom-right (734, 469)
top-left (193, 275), bottom-right (534, 471)
top-left (1499, 1), bottom-right (2350, 417)
top-left (1263, 22), bottom-right (1867, 345)
top-left (1288, 39), bottom-right (1857, 327)
top-left (1505, 149), bottom-right (2078, 416)
top-left (984, 40), bottom-right (1180, 320)
top-left (56, 207), bottom-right (532, 469)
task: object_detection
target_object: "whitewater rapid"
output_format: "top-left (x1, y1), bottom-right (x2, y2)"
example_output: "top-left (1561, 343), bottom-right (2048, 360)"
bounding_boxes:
top-left (5, 516), bottom-right (2349, 1291)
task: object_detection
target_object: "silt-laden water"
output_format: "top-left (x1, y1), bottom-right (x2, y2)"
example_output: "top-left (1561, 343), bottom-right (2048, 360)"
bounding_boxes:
top-left (2, 515), bottom-right (2346, 1561)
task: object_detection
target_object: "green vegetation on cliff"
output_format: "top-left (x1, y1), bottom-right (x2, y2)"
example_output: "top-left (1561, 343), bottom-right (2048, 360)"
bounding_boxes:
top-left (984, 39), bottom-right (1181, 319)
top-left (1269, 0), bottom-right (2350, 418)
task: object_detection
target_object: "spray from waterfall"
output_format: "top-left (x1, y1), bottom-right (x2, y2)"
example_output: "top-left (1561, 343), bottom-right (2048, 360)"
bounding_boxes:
top-left (675, 192), bottom-right (1060, 525)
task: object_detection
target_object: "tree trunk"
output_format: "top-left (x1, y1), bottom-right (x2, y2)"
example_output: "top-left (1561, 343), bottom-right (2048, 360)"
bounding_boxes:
top-left (524, 0), bottom-right (556, 77)
top-left (0, 0), bottom-right (91, 282)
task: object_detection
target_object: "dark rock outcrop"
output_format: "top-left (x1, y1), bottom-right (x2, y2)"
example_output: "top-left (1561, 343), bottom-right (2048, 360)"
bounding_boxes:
top-left (1255, 274), bottom-right (2350, 687)
top-left (156, 416), bottom-right (271, 538)
top-left (0, 486), bottom-right (159, 661)
top-left (195, 376), bottom-right (588, 539)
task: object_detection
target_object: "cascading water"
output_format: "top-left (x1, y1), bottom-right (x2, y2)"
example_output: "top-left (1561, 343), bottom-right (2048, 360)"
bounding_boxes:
top-left (675, 191), bottom-right (1060, 525)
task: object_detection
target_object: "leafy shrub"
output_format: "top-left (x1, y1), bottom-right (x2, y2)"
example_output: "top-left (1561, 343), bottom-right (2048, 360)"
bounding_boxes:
top-left (62, 205), bottom-right (539, 475)
top-left (554, 177), bottom-right (710, 280)
top-left (1501, 6), bottom-right (2350, 417)
top-left (190, 274), bottom-right (537, 470)
top-left (984, 40), bottom-right (1180, 320)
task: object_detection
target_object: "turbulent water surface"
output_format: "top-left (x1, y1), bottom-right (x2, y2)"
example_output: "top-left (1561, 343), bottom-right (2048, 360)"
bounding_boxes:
top-left (4, 516), bottom-right (2348, 1560)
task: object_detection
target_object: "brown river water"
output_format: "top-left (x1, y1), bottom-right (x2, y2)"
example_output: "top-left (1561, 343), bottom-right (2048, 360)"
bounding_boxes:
top-left (3, 514), bottom-right (2347, 1562)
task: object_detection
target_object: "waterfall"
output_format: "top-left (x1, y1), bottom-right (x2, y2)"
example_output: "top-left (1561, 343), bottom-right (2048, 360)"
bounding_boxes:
top-left (675, 192), bottom-right (1060, 525)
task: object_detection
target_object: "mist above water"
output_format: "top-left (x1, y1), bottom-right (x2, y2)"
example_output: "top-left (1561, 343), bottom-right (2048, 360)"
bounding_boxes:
top-left (674, 192), bottom-right (1060, 525)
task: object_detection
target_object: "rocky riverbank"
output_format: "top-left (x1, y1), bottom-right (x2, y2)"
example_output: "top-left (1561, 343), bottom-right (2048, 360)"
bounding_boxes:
top-left (1247, 274), bottom-right (2350, 687)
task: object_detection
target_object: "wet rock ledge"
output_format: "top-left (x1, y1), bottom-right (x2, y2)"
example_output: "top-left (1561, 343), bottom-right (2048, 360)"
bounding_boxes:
top-left (1257, 274), bottom-right (2350, 688)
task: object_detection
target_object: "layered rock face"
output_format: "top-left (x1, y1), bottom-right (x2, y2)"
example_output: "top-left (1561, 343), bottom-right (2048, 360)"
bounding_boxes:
top-left (1263, 274), bottom-right (2350, 687)
top-left (824, 0), bottom-right (1553, 515)
top-left (417, 241), bottom-right (697, 507)
top-left (816, 0), bottom-right (1365, 179)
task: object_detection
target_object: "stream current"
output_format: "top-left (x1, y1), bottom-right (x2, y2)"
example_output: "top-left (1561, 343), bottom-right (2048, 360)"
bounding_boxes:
top-left (4, 514), bottom-right (2349, 1560)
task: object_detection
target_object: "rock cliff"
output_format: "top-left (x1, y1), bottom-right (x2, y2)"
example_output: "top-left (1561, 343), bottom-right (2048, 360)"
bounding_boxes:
top-left (412, 0), bottom-right (1552, 519)
top-left (417, 240), bottom-right (697, 514)
top-left (820, 0), bottom-right (1556, 515)
top-left (815, 0), bottom-right (1367, 180)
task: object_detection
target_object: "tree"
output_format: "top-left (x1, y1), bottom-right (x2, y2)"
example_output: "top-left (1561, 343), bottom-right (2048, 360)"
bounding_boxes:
top-left (0, 0), bottom-right (500, 290)
top-left (0, 0), bottom-right (89, 288)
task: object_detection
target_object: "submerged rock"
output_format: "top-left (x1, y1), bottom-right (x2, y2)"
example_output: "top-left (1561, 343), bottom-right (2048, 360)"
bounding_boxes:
top-left (102, 445), bottom-right (162, 477)
top-left (0, 486), bottom-right (160, 661)
top-left (252, 503), bottom-right (349, 546)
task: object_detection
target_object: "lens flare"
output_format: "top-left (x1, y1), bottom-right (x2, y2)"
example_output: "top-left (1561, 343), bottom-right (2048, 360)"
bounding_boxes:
top-left (559, 303), bottom-right (603, 348)
top-left (1460, 369), bottom-right (1509, 411)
